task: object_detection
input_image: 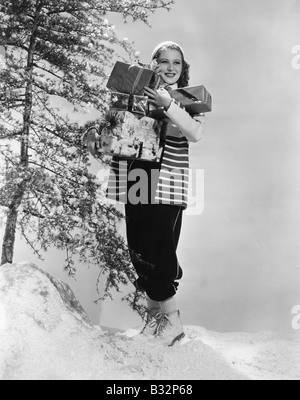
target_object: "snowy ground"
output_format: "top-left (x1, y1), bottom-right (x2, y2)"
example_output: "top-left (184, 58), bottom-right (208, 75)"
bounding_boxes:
top-left (0, 263), bottom-right (299, 380)
top-left (102, 327), bottom-right (300, 380)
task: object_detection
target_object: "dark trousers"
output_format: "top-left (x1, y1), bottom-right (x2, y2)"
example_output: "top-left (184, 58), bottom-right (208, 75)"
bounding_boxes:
top-left (125, 203), bottom-right (183, 302)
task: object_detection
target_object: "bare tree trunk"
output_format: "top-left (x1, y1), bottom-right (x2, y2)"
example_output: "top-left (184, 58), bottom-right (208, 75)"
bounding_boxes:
top-left (1, 185), bottom-right (24, 265)
top-left (1, 2), bottom-right (42, 265)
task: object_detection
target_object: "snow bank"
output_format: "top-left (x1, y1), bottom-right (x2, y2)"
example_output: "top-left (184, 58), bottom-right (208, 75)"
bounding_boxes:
top-left (0, 263), bottom-right (299, 380)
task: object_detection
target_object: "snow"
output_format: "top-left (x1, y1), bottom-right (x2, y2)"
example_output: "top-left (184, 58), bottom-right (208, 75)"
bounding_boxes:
top-left (0, 263), bottom-right (299, 381)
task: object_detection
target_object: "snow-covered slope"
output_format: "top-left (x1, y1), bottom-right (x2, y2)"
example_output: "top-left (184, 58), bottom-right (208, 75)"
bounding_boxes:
top-left (0, 263), bottom-right (299, 380)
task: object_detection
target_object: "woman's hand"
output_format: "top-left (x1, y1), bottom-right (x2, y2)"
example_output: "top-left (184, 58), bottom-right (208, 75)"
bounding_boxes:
top-left (144, 86), bottom-right (172, 110)
top-left (150, 60), bottom-right (163, 76)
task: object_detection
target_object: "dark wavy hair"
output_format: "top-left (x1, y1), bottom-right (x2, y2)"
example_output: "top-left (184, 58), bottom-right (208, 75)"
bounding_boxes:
top-left (152, 44), bottom-right (190, 88)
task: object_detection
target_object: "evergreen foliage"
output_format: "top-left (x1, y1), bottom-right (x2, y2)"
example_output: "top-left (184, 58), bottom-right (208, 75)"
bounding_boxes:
top-left (0, 0), bottom-right (173, 317)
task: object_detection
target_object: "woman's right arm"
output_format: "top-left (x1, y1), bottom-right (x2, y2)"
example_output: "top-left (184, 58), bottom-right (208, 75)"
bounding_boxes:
top-left (164, 100), bottom-right (206, 143)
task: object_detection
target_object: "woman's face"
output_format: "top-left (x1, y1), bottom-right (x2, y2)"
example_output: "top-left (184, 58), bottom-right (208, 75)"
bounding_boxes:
top-left (157, 49), bottom-right (183, 86)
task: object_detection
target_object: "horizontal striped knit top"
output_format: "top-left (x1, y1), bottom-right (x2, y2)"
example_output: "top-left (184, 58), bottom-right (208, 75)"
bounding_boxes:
top-left (106, 126), bottom-right (190, 209)
top-left (155, 134), bottom-right (189, 208)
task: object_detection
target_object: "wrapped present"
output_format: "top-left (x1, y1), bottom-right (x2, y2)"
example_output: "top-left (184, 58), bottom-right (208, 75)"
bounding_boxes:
top-left (110, 92), bottom-right (148, 115)
top-left (132, 95), bottom-right (149, 115)
top-left (106, 61), bottom-right (161, 96)
top-left (96, 111), bottom-right (165, 162)
top-left (149, 85), bottom-right (212, 119)
top-left (172, 85), bottom-right (212, 113)
top-left (110, 92), bottom-right (130, 111)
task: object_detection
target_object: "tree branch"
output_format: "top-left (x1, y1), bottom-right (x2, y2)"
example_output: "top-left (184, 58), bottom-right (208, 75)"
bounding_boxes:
top-left (28, 160), bottom-right (85, 187)
top-left (0, 131), bottom-right (22, 140)
top-left (33, 63), bottom-right (63, 80)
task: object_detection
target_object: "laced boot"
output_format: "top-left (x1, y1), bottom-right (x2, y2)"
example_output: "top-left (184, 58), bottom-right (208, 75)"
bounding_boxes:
top-left (141, 310), bottom-right (163, 336)
top-left (155, 310), bottom-right (185, 347)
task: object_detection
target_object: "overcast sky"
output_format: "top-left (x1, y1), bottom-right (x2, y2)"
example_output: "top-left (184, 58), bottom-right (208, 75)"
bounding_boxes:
top-left (1, 0), bottom-right (300, 333)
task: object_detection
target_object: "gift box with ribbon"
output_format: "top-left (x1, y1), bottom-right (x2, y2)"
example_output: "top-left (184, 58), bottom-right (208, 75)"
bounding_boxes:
top-left (107, 61), bottom-right (161, 95)
top-left (149, 85), bottom-right (212, 119)
top-left (110, 92), bottom-right (148, 115)
top-left (107, 62), bottom-right (161, 116)
top-left (95, 111), bottom-right (165, 162)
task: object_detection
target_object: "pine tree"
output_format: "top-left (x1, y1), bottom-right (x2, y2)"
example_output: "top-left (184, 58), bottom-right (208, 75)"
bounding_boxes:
top-left (0, 0), bottom-right (173, 315)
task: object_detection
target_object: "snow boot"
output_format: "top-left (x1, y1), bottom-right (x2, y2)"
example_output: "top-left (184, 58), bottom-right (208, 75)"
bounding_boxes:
top-left (155, 310), bottom-right (185, 347)
top-left (141, 311), bottom-right (163, 336)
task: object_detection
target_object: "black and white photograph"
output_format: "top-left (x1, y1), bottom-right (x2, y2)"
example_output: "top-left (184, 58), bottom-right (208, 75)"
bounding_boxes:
top-left (0, 0), bottom-right (300, 382)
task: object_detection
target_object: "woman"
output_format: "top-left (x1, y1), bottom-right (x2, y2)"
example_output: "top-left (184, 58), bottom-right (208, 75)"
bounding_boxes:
top-left (107, 41), bottom-right (206, 346)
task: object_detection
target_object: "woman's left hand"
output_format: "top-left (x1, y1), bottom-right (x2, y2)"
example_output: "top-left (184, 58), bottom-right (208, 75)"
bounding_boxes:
top-left (144, 87), bottom-right (172, 110)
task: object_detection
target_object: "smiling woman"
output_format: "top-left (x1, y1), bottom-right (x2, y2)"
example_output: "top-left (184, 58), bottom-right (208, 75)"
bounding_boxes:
top-left (151, 41), bottom-right (190, 88)
top-left (100, 40), bottom-right (207, 346)
top-left (155, 50), bottom-right (183, 85)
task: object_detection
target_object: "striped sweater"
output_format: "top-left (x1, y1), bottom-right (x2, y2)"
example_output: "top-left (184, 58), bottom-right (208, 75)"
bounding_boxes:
top-left (107, 100), bottom-right (205, 209)
top-left (155, 133), bottom-right (189, 207)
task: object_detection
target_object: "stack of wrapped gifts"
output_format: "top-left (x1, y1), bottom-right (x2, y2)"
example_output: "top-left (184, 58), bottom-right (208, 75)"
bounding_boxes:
top-left (90, 61), bottom-right (212, 162)
top-left (97, 110), bottom-right (164, 161)
top-left (98, 61), bottom-right (164, 162)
